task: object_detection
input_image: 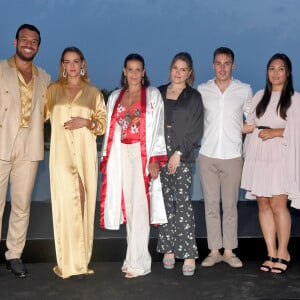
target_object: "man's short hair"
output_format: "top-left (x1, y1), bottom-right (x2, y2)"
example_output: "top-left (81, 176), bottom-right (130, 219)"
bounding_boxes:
top-left (213, 47), bottom-right (234, 62)
top-left (15, 24), bottom-right (41, 46)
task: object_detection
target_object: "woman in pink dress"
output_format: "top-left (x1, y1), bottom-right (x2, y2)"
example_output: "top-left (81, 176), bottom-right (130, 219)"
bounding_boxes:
top-left (241, 53), bottom-right (296, 274)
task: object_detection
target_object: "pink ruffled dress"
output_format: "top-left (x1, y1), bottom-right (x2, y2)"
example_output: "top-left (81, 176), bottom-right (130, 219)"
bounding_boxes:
top-left (241, 90), bottom-right (287, 199)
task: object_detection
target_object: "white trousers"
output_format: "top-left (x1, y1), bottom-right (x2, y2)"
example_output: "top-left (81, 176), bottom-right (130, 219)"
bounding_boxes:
top-left (121, 142), bottom-right (151, 275)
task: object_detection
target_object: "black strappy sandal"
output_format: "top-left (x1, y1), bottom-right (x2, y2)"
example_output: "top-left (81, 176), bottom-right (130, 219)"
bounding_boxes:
top-left (260, 256), bottom-right (276, 272)
top-left (271, 257), bottom-right (290, 274)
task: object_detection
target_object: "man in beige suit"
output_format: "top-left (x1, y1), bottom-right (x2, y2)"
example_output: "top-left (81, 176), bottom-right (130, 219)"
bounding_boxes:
top-left (0, 24), bottom-right (51, 278)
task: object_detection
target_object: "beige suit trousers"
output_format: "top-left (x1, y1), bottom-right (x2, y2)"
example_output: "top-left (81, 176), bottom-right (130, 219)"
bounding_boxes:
top-left (0, 128), bottom-right (38, 259)
top-left (121, 142), bottom-right (151, 276)
top-left (198, 154), bottom-right (243, 250)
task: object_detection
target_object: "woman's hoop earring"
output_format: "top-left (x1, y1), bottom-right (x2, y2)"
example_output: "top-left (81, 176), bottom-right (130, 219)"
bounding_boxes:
top-left (80, 67), bottom-right (85, 76)
top-left (63, 69), bottom-right (67, 78)
top-left (142, 77), bottom-right (144, 85)
top-left (124, 76), bottom-right (127, 85)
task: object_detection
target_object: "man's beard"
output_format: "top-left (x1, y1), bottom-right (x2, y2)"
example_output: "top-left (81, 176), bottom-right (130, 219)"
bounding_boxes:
top-left (16, 47), bottom-right (36, 62)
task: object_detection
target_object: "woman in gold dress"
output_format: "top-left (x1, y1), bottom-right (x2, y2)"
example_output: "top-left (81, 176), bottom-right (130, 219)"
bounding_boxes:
top-left (45, 47), bottom-right (107, 279)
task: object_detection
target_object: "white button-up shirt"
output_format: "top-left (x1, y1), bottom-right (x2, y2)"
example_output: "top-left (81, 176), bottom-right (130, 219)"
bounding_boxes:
top-left (197, 78), bottom-right (253, 159)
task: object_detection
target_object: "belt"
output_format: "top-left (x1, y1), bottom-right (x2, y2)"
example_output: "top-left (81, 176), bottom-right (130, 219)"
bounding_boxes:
top-left (256, 126), bottom-right (271, 129)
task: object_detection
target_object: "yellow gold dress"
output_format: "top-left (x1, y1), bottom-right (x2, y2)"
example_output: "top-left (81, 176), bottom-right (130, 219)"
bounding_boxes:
top-left (45, 81), bottom-right (106, 278)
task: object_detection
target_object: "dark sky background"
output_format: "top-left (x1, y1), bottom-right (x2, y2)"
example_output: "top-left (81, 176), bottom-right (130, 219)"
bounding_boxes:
top-left (1, 0), bottom-right (300, 94)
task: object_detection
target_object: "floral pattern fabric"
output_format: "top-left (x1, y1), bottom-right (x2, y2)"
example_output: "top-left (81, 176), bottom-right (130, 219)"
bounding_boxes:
top-left (116, 101), bottom-right (141, 141)
top-left (157, 132), bottom-right (199, 259)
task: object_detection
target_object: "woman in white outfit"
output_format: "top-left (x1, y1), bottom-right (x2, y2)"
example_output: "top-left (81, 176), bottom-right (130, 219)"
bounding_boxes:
top-left (100, 53), bottom-right (168, 278)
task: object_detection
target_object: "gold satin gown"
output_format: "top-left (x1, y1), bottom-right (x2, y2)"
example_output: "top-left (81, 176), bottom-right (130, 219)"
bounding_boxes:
top-left (45, 81), bottom-right (106, 278)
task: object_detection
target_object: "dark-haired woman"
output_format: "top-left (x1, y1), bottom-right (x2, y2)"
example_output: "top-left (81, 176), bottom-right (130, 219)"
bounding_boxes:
top-left (156, 52), bottom-right (204, 276)
top-left (45, 47), bottom-right (107, 278)
top-left (241, 53), bottom-right (299, 274)
top-left (100, 53), bottom-right (168, 278)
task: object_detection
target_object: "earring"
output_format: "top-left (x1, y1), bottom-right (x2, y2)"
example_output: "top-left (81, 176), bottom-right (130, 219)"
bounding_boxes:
top-left (63, 69), bottom-right (67, 78)
top-left (80, 67), bottom-right (85, 76)
top-left (124, 76), bottom-right (127, 85)
top-left (142, 77), bottom-right (144, 85)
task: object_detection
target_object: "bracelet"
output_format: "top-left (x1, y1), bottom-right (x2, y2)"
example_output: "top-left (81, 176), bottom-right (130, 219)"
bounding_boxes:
top-left (176, 150), bottom-right (183, 156)
top-left (90, 120), bottom-right (96, 130)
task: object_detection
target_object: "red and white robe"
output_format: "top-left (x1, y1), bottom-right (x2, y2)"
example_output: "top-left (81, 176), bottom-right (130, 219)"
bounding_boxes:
top-left (100, 87), bottom-right (168, 229)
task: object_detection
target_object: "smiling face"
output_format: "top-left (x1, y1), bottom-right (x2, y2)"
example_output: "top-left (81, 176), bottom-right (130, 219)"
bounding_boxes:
top-left (62, 51), bottom-right (84, 78)
top-left (14, 28), bottom-right (40, 62)
top-left (213, 53), bottom-right (234, 83)
top-left (170, 59), bottom-right (191, 85)
top-left (268, 59), bottom-right (287, 91)
top-left (123, 59), bottom-right (145, 87)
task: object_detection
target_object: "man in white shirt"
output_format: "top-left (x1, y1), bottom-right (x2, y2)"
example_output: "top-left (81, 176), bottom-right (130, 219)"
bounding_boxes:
top-left (197, 47), bottom-right (252, 268)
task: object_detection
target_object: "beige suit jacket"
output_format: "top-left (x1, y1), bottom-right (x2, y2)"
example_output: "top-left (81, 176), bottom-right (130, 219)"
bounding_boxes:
top-left (0, 58), bottom-right (51, 161)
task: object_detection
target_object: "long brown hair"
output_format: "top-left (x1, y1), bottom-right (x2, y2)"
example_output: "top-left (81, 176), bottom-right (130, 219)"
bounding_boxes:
top-left (120, 53), bottom-right (150, 88)
top-left (170, 52), bottom-right (195, 86)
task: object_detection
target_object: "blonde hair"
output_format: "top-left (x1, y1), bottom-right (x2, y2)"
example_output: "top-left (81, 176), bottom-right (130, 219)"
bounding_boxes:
top-left (57, 46), bottom-right (90, 84)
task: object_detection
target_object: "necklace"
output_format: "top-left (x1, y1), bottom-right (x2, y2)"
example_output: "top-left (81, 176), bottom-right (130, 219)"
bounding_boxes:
top-left (168, 85), bottom-right (185, 94)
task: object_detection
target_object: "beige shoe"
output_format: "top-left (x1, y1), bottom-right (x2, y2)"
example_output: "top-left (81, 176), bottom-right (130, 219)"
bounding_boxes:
top-left (201, 252), bottom-right (223, 267)
top-left (223, 253), bottom-right (243, 268)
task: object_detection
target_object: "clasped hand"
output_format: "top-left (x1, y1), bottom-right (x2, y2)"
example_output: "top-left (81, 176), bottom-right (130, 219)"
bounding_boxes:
top-left (64, 116), bottom-right (91, 130)
top-left (258, 128), bottom-right (276, 141)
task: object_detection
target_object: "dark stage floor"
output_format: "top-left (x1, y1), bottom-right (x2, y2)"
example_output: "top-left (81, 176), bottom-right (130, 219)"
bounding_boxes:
top-left (1, 201), bottom-right (300, 299)
top-left (0, 260), bottom-right (300, 300)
